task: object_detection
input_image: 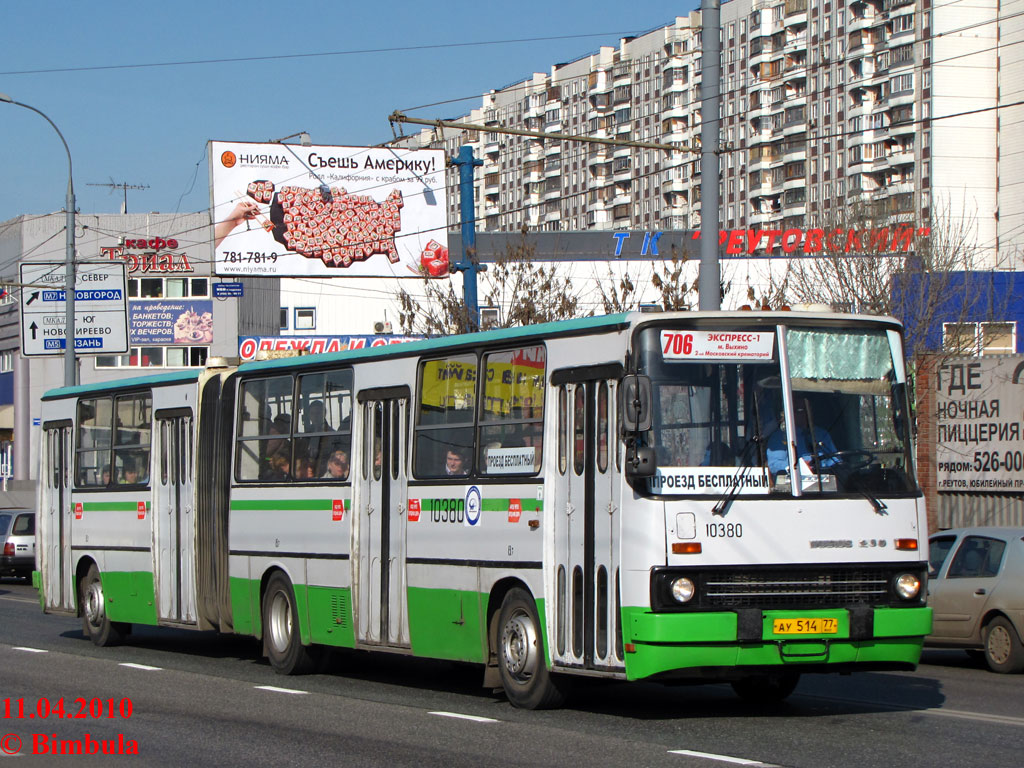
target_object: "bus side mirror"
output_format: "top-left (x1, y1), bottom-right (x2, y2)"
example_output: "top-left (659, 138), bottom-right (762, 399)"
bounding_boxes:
top-left (625, 444), bottom-right (656, 478)
top-left (619, 375), bottom-right (653, 433)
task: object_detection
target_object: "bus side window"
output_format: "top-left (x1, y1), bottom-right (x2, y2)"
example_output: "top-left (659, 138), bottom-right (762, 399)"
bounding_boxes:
top-left (558, 386), bottom-right (567, 475)
top-left (414, 354), bottom-right (478, 478)
top-left (478, 345), bottom-right (545, 476)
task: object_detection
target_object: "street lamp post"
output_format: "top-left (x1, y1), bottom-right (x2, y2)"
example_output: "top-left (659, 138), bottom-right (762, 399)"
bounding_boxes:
top-left (1, 93), bottom-right (77, 387)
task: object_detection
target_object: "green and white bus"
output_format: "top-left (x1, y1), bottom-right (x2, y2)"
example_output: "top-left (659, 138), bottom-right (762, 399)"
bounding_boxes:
top-left (37, 311), bottom-right (932, 708)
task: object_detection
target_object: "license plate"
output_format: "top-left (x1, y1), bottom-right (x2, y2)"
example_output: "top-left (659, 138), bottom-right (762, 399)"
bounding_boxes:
top-left (772, 617), bottom-right (839, 635)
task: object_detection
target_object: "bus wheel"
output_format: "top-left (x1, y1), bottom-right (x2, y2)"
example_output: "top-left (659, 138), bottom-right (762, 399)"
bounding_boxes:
top-left (262, 572), bottom-right (318, 675)
top-left (730, 672), bottom-right (800, 703)
top-left (496, 588), bottom-right (566, 709)
top-left (983, 616), bottom-right (1024, 674)
top-left (80, 565), bottom-right (127, 647)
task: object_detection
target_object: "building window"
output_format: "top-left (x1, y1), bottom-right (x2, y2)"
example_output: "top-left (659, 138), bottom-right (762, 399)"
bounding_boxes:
top-left (294, 308), bottom-right (316, 330)
top-left (127, 276), bottom-right (208, 299)
top-left (943, 322), bottom-right (1017, 356)
top-left (280, 307), bottom-right (289, 330)
top-left (95, 346), bottom-right (209, 369)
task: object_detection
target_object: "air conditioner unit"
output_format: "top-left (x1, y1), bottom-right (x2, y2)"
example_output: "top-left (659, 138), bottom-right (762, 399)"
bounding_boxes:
top-left (373, 321), bottom-right (393, 334)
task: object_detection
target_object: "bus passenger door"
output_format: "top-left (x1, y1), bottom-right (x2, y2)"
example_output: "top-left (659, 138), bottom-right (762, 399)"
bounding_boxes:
top-left (41, 421), bottom-right (73, 612)
top-left (355, 393), bottom-right (410, 648)
top-left (552, 376), bottom-right (623, 673)
top-left (153, 409), bottom-right (196, 624)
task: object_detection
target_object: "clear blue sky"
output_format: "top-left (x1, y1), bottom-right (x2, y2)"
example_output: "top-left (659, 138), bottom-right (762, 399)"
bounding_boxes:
top-left (1, 1), bottom-right (696, 225)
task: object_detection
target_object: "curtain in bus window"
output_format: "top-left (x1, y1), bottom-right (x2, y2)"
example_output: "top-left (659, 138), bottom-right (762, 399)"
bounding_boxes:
top-left (415, 354), bottom-right (477, 478)
top-left (76, 397), bottom-right (113, 487)
top-left (235, 375), bottom-right (295, 482)
top-left (479, 345), bottom-right (545, 475)
top-left (296, 369), bottom-right (352, 479)
top-left (787, 329), bottom-right (893, 381)
top-left (784, 328), bottom-right (913, 493)
top-left (113, 394), bottom-right (152, 485)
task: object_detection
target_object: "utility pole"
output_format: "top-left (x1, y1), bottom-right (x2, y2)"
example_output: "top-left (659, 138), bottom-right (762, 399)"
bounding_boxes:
top-left (87, 180), bottom-right (149, 214)
top-left (699, 0), bottom-right (723, 311)
top-left (451, 146), bottom-right (483, 331)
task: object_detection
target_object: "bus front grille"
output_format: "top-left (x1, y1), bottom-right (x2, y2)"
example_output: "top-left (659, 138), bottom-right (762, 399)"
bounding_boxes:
top-left (702, 568), bottom-right (893, 609)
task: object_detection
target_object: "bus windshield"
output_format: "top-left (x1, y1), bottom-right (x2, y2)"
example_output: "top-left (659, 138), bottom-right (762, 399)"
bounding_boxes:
top-left (635, 324), bottom-right (916, 497)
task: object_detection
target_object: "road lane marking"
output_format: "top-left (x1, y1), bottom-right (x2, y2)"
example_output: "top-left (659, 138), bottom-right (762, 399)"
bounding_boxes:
top-left (119, 662), bottom-right (162, 671)
top-left (429, 711), bottom-right (499, 723)
top-left (668, 750), bottom-right (776, 766)
top-left (804, 694), bottom-right (1024, 728)
top-left (0, 596), bottom-right (41, 605)
top-left (255, 685), bottom-right (308, 695)
top-left (12, 647), bottom-right (48, 653)
top-left (924, 707), bottom-right (1024, 728)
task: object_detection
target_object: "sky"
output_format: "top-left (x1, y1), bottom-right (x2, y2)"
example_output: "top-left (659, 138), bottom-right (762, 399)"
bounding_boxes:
top-left (1, 0), bottom-right (697, 227)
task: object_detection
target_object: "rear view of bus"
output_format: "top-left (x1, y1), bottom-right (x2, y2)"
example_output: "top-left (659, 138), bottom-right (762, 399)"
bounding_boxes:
top-left (615, 313), bottom-right (931, 700)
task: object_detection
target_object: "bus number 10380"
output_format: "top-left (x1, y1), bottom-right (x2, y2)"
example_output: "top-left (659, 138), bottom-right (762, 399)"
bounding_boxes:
top-left (706, 522), bottom-right (743, 538)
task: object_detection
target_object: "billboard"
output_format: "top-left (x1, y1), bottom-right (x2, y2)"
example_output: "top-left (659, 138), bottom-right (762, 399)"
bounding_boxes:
top-left (130, 300), bottom-right (214, 346)
top-left (209, 141), bottom-right (448, 278)
top-left (935, 356), bottom-right (1024, 492)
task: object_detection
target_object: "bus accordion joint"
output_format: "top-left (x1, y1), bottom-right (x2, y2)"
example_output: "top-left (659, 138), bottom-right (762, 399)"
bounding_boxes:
top-left (672, 542), bottom-right (702, 555)
top-left (895, 538), bottom-right (918, 551)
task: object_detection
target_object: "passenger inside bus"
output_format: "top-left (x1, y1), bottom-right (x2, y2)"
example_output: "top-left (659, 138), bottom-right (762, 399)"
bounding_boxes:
top-left (120, 458), bottom-right (140, 485)
top-left (322, 450), bottom-right (350, 480)
top-left (445, 446), bottom-right (469, 476)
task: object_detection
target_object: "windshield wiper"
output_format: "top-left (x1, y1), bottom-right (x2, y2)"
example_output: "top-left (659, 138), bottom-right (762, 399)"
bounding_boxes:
top-left (711, 437), bottom-right (762, 517)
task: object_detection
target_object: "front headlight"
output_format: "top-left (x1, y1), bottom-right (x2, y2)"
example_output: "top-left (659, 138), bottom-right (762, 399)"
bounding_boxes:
top-left (670, 576), bottom-right (696, 603)
top-left (894, 572), bottom-right (922, 600)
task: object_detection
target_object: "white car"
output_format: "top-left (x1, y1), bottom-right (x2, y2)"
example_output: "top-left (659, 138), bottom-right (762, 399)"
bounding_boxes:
top-left (927, 527), bottom-right (1024, 673)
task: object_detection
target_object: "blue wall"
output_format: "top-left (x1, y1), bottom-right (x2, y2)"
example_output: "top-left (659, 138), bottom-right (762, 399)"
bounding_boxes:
top-left (893, 271), bottom-right (1024, 356)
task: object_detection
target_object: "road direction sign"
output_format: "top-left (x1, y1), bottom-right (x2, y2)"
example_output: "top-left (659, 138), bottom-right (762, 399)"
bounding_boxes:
top-left (19, 261), bottom-right (129, 356)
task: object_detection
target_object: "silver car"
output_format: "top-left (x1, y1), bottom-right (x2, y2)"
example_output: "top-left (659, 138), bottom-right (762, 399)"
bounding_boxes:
top-left (927, 527), bottom-right (1024, 673)
top-left (0, 510), bottom-right (35, 581)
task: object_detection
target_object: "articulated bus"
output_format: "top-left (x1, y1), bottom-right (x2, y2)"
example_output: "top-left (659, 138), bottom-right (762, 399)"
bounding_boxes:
top-left (36, 311), bottom-right (932, 708)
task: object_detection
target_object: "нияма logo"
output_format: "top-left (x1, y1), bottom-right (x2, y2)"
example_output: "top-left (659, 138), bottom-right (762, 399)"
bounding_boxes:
top-left (220, 151), bottom-right (237, 168)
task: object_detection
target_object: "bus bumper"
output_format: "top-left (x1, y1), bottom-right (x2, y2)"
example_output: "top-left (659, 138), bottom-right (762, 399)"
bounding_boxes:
top-left (621, 606), bottom-right (932, 681)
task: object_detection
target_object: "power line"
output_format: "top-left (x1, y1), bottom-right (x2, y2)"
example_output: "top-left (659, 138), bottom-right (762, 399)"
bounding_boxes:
top-left (0, 31), bottom-right (649, 77)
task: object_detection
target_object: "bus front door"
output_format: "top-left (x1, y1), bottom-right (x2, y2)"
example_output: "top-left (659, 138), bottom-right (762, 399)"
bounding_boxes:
top-left (41, 421), bottom-right (73, 612)
top-left (356, 395), bottom-right (410, 648)
top-left (554, 378), bottom-right (623, 672)
top-left (153, 410), bottom-right (196, 624)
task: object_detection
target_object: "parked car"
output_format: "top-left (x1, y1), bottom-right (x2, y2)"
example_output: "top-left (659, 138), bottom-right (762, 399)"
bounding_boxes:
top-left (927, 527), bottom-right (1024, 673)
top-left (0, 510), bottom-right (35, 581)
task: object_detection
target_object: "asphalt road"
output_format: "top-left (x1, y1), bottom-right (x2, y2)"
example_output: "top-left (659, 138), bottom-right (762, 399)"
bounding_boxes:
top-left (1, 577), bottom-right (1022, 767)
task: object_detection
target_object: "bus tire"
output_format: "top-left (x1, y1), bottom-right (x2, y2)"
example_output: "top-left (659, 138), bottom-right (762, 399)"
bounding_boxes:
top-left (80, 564), bottom-right (128, 647)
top-left (730, 672), bottom-right (800, 703)
top-left (262, 572), bottom-right (318, 675)
top-left (496, 588), bottom-right (566, 709)
top-left (983, 616), bottom-right (1024, 674)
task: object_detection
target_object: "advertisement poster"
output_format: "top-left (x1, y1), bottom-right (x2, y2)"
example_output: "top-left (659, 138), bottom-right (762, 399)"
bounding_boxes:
top-left (935, 356), bottom-right (1024, 492)
top-left (209, 140), bottom-right (449, 278)
top-left (130, 300), bottom-right (213, 345)
top-left (237, 335), bottom-right (419, 361)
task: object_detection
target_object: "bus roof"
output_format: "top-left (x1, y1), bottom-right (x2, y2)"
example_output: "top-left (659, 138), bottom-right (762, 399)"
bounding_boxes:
top-left (41, 369), bottom-right (201, 401)
top-left (240, 312), bottom-right (633, 374)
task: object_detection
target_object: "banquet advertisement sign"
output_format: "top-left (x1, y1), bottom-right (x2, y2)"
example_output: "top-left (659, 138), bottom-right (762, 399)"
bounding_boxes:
top-left (209, 140), bottom-right (449, 278)
top-left (130, 301), bottom-right (213, 345)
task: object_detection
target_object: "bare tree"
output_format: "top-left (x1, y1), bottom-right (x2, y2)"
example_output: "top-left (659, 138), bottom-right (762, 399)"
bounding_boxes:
top-left (595, 245), bottom-right (697, 313)
top-left (395, 228), bottom-right (586, 336)
top-left (763, 198), bottom-right (1003, 360)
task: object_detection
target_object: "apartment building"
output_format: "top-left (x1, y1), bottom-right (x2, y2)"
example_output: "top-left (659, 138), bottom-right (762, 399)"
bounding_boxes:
top-left (396, 0), bottom-right (1021, 271)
